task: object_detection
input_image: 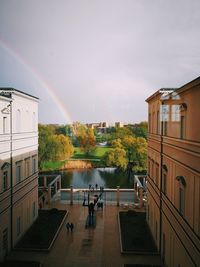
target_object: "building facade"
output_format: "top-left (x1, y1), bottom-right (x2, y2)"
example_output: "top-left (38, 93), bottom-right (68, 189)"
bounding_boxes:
top-left (146, 77), bottom-right (200, 267)
top-left (0, 88), bottom-right (39, 261)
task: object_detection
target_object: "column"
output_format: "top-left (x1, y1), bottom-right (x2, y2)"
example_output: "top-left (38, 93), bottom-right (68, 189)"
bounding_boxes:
top-left (70, 185), bottom-right (73, 205)
top-left (139, 187), bottom-right (143, 208)
top-left (48, 185), bottom-right (51, 204)
top-left (44, 176), bottom-right (47, 187)
top-left (116, 186), bottom-right (120, 206)
top-left (55, 180), bottom-right (57, 194)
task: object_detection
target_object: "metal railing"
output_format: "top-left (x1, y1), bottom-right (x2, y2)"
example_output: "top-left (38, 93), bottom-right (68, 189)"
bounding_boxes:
top-left (59, 187), bottom-right (136, 206)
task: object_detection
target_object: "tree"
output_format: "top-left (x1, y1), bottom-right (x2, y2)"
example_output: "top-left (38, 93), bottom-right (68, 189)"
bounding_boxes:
top-left (55, 134), bottom-right (74, 160)
top-left (102, 147), bottom-right (128, 170)
top-left (128, 121), bottom-right (148, 139)
top-left (76, 126), bottom-right (96, 155)
top-left (55, 124), bottom-right (72, 137)
top-left (38, 124), bottom-right (74, 168)
top-left (103, 134), bottom-right (147, 173)
top-left (38, 124), bottom-right (56, 166)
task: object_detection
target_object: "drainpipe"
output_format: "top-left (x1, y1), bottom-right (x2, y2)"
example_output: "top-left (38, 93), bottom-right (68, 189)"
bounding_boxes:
top-left (10, 99), bottom-right (13, 250)
top-left (159, 100), bottom-right (164, 254)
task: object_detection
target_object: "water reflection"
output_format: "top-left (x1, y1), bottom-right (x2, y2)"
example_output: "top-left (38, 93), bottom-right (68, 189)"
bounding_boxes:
top-left (40, 168), bottom-right (133, 189)
top-left (60, 168), bottom-right (133, 189)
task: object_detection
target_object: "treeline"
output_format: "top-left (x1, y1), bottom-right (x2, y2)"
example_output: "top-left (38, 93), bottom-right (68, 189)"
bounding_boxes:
top-left (38, 122), bottom-right (148, 173)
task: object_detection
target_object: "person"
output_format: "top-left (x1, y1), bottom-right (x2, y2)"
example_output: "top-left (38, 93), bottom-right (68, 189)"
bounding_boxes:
top-left (66, 222), bottom-right (70, 232)
top-left (95, 183), bottom-right (98, 190)
top-left (70, 223), bottom-right (74, 232)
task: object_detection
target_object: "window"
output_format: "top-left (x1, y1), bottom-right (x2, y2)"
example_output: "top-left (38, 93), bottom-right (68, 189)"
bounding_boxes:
top-left (16, 163), bottom-right (22, 183)
top-left (155, 163), bottom-right (159, 186)
top-left (32, 202), bottom-right (36, 218)
top-left (25, 158), bottom-right (30, 178)
top-left (176, 176), bottom-right (186, 216)
top-left (157, 110), bottom-right (160, 134)
top-left (3, 117), bottom-right (7, 133)
top-left (152, 112), bottom-right (155, 133)
top-left (172, 105), bottom-right (180, 122)
top-left (3, 171), bottom-right (8, 191)
top-left (16, 109), bottom-right (21, 132)
top-left (16, 217), bottom-right (21, 236)
top-left (32, 157), bottom-right (36, 174)
top-left (161, 104), bottom-right (169, 136)
top-left (180, 115), bottom-right (186, 139)
top-left (162, 165), bottom-right (168, 195)
top-left (149, 113), bottom-right (151, 133)
top-left (32, 112), bottom-right (36, 131)
top-left (163, 121), bottom-right (167, 136)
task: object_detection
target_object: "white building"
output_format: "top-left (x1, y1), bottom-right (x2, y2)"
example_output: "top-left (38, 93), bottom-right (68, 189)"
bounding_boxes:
top-left (0, 88), bottom-right (39, 261)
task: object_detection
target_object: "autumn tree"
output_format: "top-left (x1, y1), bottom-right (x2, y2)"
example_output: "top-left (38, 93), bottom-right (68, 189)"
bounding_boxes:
top-left (77, 127), bottom-right (96, 155)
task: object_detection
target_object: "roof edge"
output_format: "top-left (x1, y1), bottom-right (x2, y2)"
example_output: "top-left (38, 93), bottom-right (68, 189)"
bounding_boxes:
top-left (0, 88), bottom-right (39, 100)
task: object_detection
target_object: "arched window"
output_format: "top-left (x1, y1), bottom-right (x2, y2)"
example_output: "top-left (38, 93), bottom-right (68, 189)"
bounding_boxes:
top-left (16, 109), bottom-right (21, 133)
top-left (162, 165), bottom-right (168, 195)
top-left (176, 176), bottom-right (186, 216)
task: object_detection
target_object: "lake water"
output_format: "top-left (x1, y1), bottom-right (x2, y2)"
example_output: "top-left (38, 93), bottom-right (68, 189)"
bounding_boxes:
top-left (44, 168), bottom-right (133, 189)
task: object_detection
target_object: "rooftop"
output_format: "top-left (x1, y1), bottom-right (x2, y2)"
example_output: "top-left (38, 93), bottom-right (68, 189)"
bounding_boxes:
top-left (0, 88), bottom-right (39, 100)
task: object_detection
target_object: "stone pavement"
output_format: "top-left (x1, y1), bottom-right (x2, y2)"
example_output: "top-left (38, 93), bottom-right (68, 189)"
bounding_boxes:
top-left (7, 201), bottom-right (161, 267)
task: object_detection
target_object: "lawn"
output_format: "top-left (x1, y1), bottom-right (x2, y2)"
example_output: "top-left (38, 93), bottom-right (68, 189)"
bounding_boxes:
top-left (40, 147), bottom-right (112, 171)
top-left (40, 160), bottom-right (66, 171)
top-left (72, 146), bottom-right (112, 160)
top-left (119, 210), bottom-right (157, 254)
top-left (15, 209), bottom-right (67, 250)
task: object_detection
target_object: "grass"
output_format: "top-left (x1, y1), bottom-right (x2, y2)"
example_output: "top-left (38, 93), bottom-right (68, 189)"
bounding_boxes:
top-left (40, 160), bottom-right (66, 171)
top-left (40, 146), bottom-right (112, 171)
top-left (15, 209), bottom-right (67, 250)
top-left (119, 210), bottom-right (157, 254)
top-left (71, 146), bottom-right (112, 160)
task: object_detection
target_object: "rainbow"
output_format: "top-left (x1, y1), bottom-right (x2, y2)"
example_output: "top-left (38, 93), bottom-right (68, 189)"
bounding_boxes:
top-left (0, 39), bottom-right (73, 124)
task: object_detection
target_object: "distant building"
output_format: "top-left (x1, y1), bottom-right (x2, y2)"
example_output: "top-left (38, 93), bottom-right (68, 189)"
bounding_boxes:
top-left (146, 77), bottom-right (200, 267)
top-left (0, 88), bottom-right (39, 261)
top-left (115, 122), bottom-right (123, 128)
top-left (86, 122), bottom-right (108, 133)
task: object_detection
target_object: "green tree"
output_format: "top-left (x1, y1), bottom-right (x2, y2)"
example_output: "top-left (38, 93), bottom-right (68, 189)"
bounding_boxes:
top-left (102, 147), bottom-right (128, 170)
top-left (38, 124), bottom-right (74, 168)
top-left (38, 124), bottom-right (58, 166)
top-left (128, 121), bottom-right (148, 139)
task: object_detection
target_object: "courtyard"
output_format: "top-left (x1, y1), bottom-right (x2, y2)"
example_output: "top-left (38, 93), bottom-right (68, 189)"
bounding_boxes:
top-left (5, 200), bottom-right (161, 267)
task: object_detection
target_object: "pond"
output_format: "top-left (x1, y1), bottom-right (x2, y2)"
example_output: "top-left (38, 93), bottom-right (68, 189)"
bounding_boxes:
top-left (42, 168), bottom-right (134, 189)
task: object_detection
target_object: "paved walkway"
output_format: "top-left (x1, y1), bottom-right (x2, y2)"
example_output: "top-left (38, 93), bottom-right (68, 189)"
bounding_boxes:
top-left (8, 201), bottom-right (161, 267)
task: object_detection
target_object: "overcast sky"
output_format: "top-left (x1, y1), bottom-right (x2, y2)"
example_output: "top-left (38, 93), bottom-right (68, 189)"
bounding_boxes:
top-left (0, 0), bottom-right (200, 124)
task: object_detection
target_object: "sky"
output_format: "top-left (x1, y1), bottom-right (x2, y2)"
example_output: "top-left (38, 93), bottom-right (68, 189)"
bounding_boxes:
top-left (0, 0), bottom-right (200, 125)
